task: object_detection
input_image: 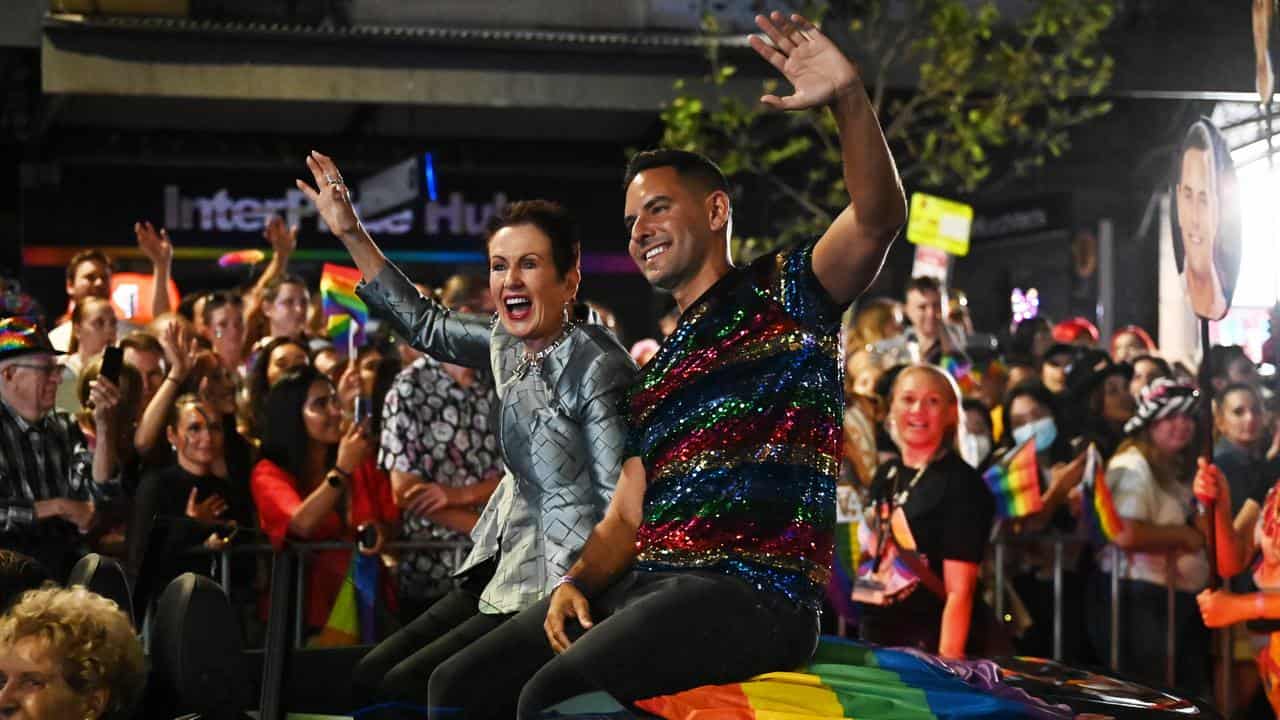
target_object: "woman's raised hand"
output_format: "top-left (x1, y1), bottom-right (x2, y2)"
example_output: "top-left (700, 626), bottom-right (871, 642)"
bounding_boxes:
top-left (297, 151), bottom-right (361, 239)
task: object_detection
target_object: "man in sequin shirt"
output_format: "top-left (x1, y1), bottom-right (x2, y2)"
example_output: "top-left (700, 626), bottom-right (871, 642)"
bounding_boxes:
top-left (427, 11), bottom-right (906, 718)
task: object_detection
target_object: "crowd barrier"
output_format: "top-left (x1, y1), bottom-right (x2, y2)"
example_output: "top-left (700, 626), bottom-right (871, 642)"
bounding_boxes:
top-left (181, 534), bottom-right (1231, 712)
top-left (991, 533), bottom-right (1231, 711)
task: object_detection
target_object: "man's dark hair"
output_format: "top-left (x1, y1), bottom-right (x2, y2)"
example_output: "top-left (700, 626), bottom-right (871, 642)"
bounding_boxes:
top-left (904, 276), bottom-right (942, 298)
top-left (485, 200), bottom-right (580, 279)
top-left (262, 273), bottom-right (309, 303)
top-left (260, 365), bottom-right (335, 480)
top-left (65, 250), bottom-right (113, 285)
top-left (119, 331), bottom-right (164, 358)
top-left (0, 550), bottom-right (49, 611)
top-left (623, 149), bottom-right (730, 197)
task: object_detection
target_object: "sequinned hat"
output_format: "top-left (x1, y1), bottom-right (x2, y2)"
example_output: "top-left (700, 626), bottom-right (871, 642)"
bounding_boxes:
top-left (1124, 377), bottom-right (1198, 436)
top-left (0, 317), bottom-right (62, 362)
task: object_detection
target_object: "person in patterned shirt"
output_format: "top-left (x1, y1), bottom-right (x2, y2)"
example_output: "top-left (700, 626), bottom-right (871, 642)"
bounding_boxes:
top-left (379, 275), bottom-right (502, 617)
top-left (426, 11), bottom-right (907, 718)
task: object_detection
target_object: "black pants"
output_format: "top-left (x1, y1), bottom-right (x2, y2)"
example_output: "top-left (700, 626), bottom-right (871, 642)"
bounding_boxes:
top-left (352, 564), bottom-right (508, 708)
top-left (427, 570), bottom-right (819, 719)
top-left (1085, 571), bottom-right (1210, 697)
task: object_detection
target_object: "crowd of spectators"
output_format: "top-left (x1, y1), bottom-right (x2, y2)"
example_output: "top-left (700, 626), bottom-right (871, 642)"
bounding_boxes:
top-left (2, 218), bottom-right (1279, 714)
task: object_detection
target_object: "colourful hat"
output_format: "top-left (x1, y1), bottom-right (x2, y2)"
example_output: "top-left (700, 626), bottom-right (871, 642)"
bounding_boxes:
top-left (0, 317), bottom-right (63, 362)
top-left (1124, 377), bottom-right (1198, 435)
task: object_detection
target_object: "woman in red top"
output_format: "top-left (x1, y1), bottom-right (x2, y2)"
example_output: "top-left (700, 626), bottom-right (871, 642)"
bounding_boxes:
top-left (250, 364), bottom-right (398, 633)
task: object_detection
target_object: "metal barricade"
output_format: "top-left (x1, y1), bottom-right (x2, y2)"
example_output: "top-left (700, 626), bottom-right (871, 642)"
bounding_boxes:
top-left (989, 533), bottom-right (1221, 701)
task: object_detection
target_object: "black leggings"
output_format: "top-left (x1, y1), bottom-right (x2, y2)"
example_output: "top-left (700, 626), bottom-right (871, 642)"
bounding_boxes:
top-left (352, 562), bottom-right (509, 707)
top-left (426, 570), bottom-right (819, 719)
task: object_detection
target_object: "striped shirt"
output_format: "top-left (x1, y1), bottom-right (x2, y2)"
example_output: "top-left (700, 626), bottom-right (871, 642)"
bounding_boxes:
top-left (625, 239), bottom-right (846, 610)
top-left (0, 400), bottom-right (114, 533)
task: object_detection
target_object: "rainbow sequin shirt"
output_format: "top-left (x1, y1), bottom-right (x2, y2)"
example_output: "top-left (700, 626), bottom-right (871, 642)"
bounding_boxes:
top-left (626, 240), bottom-right (845, 610)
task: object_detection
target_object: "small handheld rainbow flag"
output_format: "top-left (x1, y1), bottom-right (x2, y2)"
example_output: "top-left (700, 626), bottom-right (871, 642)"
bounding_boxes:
top-left (1082, 443), bottom-right (1125, 543)
top-left (320, 263), bottom-right (368, 352)
top-left (982, 438), bottom-right (1043, 518)
top-left (940, 354), bottom-right (978, 396)
top-left (309, 553), bottom-right (380, 647)
top-left (217, 249), bottom-right (266, 268)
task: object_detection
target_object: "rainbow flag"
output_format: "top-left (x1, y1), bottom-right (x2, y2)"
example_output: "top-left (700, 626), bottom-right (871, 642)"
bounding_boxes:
top-left (636, 637), bottom-right (1073, 719)
top-left (309, 553), bottom-right (379, 647)
top-left (982, 439), bottom-right (1043, 518)
top-left (1082, 443), bottom-right (1124, 543)
top-left (320, 263), bottom-right (368, 351)
top-left (939, 354), bottom-right (978, 395)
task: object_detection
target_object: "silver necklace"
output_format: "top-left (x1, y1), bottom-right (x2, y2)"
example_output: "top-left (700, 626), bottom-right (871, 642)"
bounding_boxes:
top-left (512, 321), bottom-right (577, 380)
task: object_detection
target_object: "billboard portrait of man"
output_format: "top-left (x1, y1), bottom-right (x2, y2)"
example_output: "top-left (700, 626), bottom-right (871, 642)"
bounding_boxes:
top-left (1171, 118), bottom-right (1242, 321)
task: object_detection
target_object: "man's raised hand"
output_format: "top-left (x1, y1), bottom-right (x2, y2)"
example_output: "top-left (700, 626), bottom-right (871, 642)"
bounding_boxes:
top-left (135, 221), bottom-right (173, 267)
top-left (750, 11), bottom-right (860, 111)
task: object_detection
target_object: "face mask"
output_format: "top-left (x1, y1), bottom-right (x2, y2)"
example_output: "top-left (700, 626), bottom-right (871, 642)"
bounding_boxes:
top-left (1012, 416), bottom-right (1057, 452)
top-left (960, 433), bottom-right (993, 468)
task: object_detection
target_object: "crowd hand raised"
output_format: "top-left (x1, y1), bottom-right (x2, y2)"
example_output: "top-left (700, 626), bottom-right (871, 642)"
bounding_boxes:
top-left (134, 221), bottom-right (173, 267)
top-left (297, 151), bottom-right (361, 238)
top-left (1197, 589), bottom-right (1251, 628)
top-left (336, 421), bottom-right (373, 476)
top-left (749, 11), bottom-right (860, 111)
top-left (263, 213), bottom-right (298, 255)
top-left (400, 482), bottom-right (450, 517)
top-left (186, 487), bottom-right (228, 524)
top-left (161, 321), bottom-right (200, 383)
top-left (87, 376), bottom-right (121, 426)
top-left (544, 583), bottom-right (593, 654)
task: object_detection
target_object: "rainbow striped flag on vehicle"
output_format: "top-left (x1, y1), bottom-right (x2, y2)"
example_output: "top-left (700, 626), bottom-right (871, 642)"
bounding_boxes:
top-left (982, 439), bottom-right (1043, 518)
top-left (636, 637), bottom-right (1073, 719)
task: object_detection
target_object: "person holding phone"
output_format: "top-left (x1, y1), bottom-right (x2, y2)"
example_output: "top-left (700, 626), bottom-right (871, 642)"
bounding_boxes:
top-left (250, 365), bottom-right (399, 635)
top-left (0, 316), bottom-right (123, 582)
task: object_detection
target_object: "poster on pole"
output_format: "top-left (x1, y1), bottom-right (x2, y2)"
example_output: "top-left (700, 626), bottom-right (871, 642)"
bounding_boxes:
top-left (1170, 118), bottom-right (1242, 321)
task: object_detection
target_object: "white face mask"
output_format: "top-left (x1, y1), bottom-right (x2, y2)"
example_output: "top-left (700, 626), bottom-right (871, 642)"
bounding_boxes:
top-left (960, 432), bottom-right (993, 468)
top-left (1012, 415), bottom-right (1058, 452)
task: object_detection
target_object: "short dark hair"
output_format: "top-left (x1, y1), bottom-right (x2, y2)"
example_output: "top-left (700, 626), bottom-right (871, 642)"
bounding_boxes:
top-left (119, 331), bottom-right (164, 358)
top-left (999, 380), bottom-right (1059, 451)
top-left (65, 250), bottom-right (112, 285)
top-left (485, 200), bottom-right (580, 279)
top-left (905, 276), bottom-right (942, 298)
top-left (262, 274), bottom-right (308, 303)
top-left (260, 365), bottom-right (335, 479)
top-left (623, 149), bottom-right (729, 197)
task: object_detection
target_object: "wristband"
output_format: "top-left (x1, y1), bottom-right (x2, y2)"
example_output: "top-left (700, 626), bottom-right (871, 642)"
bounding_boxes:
top-left (554, 575), bottom-right (582, 593)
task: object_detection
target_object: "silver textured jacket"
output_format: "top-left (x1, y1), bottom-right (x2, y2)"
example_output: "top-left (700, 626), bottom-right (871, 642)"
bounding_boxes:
top-left (358, 262), bottom-right (636, 613)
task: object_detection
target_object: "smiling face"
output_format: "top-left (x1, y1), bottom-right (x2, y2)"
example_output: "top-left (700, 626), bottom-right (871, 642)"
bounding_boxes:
top-left (0, 355), bottom-right (62, 423)
top-left (625, 166), bottom-right (726, 295)
top-left (74, 299), bottom-right (118, 358)
top-left (265, 342), bottom-right (309, 387)
top-left (301, 378), bottom-right (343, 445)
top-left (66, 259), bottom-right (110, 304)
top-left (904, 288), bottom-right (942, 342)
top-left (263, 282), bottom-right (309, 339)
top-left (1177, 146), bottom-right (1218, 276)
top-left (167, 400), bottom-right (225, 474)
top-left (488, 223), bottom-right (579, 348)
top-left (890, 368), bottom-right (958, 453)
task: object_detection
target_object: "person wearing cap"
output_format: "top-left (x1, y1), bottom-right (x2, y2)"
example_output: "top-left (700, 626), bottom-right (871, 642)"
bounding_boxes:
top-left (1060, 349), bottom-right (1135, 460)
top-left (0, 317), bottom-right (123, 582)
top-left (1051, 316), bottom-right (1099, 348)
top-left (1086, 377), bottom-right (1209, 694)
top-left (1039, 342), bottom-right (1076, 396)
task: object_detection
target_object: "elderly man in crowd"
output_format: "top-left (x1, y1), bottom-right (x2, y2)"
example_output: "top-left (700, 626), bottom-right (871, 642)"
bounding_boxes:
top-left (0, 317), bottom-right (122, 581)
